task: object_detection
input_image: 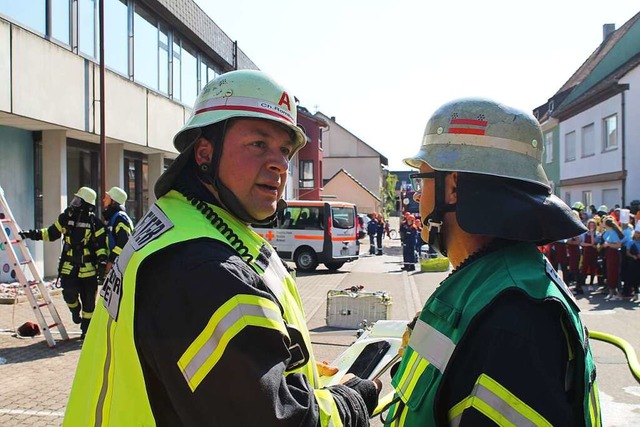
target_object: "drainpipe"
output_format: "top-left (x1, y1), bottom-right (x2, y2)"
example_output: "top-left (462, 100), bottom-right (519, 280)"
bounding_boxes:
top-left (99, 0), bottom-right (106, 197)
top-left (621, 89), bottom-right (626, 206)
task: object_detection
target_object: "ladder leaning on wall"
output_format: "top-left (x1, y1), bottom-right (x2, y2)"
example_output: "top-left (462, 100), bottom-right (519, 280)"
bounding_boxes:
top-left (0, 186), bottom-right (69, 347)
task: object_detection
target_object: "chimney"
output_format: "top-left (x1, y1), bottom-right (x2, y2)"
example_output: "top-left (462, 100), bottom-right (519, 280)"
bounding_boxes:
top-left (330, 116), bottom-right (336, 122)
top-left (603, 23), bottom-right (615, 41)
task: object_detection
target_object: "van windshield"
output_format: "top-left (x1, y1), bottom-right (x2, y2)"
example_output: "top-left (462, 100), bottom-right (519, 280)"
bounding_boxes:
top-left (331, 207), bottom-right (355, 229)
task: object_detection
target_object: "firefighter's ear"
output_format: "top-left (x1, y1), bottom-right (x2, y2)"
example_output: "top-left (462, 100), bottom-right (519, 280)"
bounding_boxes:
top-left (194, 138), bottom-right (213, 168)
top-left (446, 172), bottom-right (458, 204)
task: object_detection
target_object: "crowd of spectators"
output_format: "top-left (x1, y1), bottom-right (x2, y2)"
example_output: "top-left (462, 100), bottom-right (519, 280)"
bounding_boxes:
top-left (540, 203), bottom-right (640, 301)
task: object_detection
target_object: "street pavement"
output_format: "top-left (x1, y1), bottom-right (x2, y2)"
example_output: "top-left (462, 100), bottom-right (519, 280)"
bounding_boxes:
top-left (0, 237), bottom-right (639, 426)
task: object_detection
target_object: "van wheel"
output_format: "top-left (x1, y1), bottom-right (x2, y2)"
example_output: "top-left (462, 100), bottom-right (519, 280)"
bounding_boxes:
top-left (295, 248), bottom-right (318, 272)
top-left (324, 262), bottom-right (345, 271)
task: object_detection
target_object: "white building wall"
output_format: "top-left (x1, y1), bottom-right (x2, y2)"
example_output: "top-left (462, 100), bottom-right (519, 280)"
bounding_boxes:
top-left (620, 66), bottom-right (640, 204)
top-left (11, 26), bottom-right (89, 131)
top-left (559, 95), bottom-right (622, 180)
top-left (0, 20), bottom-right (10, 110)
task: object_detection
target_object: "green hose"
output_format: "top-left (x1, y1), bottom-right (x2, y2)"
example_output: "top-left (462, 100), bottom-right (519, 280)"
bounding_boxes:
top-left (589, 329), bottom-right (640, 383)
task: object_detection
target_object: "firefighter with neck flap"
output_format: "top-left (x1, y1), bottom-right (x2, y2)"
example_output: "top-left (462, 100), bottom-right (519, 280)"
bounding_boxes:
top-left (20, 187), bottom-right (107, 339)
top-left (382, 98), bottom-right (601, 426)
top-left (64, 70), bottom-right (380, 427)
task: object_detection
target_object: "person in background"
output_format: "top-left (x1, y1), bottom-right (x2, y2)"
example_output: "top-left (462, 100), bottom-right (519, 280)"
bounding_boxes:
top-left (601, 215), bottom-right (624, 300)
top-left (20, 187), bottom-right (107, 339)
top-left (375, 214), bottom-right (384, 255)
top-left (579, 218), bottom-right (601, 292)
top-left (64, 70), bottom-right (379, 426)
top-left (102, 186), bottom-right (134, 274)
top-left (401, 215), bottom-right (418, 271)
top-left (623, 223), bottom-right (640, 300)
top-left (367, 212), bottom-right (379, 255)
top-left (384, 97), bottom-right (599, 426)
top-left (384, 219), bottom-right (391, 239)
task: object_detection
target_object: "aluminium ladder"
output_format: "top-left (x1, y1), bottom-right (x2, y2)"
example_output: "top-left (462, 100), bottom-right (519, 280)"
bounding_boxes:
top-left (0, 186), bottom-right (69, 347)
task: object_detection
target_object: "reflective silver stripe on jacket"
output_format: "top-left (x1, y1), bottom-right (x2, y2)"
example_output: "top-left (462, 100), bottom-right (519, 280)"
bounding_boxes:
top-left (408, 319), bottom-right (456, 373)
top-left (180, 301), bottom-right (283, 384)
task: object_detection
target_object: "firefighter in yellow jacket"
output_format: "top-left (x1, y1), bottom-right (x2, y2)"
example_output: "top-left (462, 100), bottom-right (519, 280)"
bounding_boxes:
top-left (20, 187), bottom-right (107, 339)
top-left (383, 98), bottom-right (601, 426)
top-left (64, 70), bottom-right (380, 426)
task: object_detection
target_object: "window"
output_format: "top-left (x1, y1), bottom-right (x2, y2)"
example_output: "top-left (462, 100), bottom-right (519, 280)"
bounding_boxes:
top-left (134, 4), bottom-right (159, 90)
top-left (564, 131), bottom-right (576, 162)
top-left (124, 152), bottom-right (148, 224)
top-left (544, 131), bottom-right (553, 163)
top-left (51, 0), bottom-right (71, 44)
top-left (564, 192), bottom-right (571, 206)
top-left (199, 57), bottom-right (219, 91)
top-left (105, 0), bottom-right (128, 75)
top-left (158, 25), bottom-right (169, 94)
top-left (0, 1), bottom-right (46, 34)
top-left (300, 160), bottom-right (314, 188)
top-left (603, 115), bottom-right (617, 151)
top-left (78, 0), bottom-right (96, 57)
top-left (331, 207), bottom-right (355, 229)
top-left (581, 123), bottom-right (595, 157)
top-left (67, 140), bottom-right (100, 204)
top-left (602, 188), bottom-right (619, 210)
top-left (181, 42), bottom-right (198, 107)
top-left (582, 191), bottom-right (593, 209)
top-left (172, 37), bottom-right (181, 101)
top-left (280, 206), bottom-right (323, 229)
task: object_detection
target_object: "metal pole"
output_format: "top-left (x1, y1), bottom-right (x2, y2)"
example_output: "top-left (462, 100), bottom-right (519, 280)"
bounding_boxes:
top-left (99, 0), bottom-right (106, 197)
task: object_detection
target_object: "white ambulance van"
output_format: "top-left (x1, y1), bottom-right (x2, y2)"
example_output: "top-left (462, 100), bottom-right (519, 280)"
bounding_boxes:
top-left (252, 200), bottom-right (359, 272)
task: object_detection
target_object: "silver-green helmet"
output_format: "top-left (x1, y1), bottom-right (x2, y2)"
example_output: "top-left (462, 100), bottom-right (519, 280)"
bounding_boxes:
top-left (173, 69), bottom-right (306, 155)
top-left (404, 97), bottom-right (550, 189)
top-left (155, 70), bottom-right (307, 198)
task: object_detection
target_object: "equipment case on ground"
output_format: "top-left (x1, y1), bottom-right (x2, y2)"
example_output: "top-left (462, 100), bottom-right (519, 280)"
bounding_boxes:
top-left (326, 287), bottom-right (392, 329)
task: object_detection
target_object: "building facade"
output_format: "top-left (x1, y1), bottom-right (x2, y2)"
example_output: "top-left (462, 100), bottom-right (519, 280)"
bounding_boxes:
top-left (0, 0), bottom-right (264, 278)
top-left (535, 13), bottom-right (640, 211)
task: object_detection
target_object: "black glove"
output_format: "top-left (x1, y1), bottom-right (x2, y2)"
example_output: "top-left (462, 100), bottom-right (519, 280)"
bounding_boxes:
top-left (19, 229), bottom-right (42, 241)
top-left (96, 257), bottom-right (108, 284)
top-left (343, 376), bottom-right (381, 416)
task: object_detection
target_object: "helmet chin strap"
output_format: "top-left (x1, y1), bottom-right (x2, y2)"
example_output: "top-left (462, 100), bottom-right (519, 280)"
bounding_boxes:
top-left (197, 120), bottom-right (285, 225)
top-left (423, 172), bottom-right (455, 257)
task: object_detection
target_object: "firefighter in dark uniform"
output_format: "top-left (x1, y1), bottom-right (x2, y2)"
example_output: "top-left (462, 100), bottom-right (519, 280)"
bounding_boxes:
top-left (64, 70), bottom-right (380, 426)
top-left (383, 98), bottom-right (601, 426)
top-left (20, 186), bottom-right (108, 339)
top-left (101, 186), bottom-right (133, 272)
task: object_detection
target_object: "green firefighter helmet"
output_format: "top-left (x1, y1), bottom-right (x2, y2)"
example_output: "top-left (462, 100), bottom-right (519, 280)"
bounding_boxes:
top-left (173, 69), bottom-right (307, 156)
top-left (106, 186), bottom-right (128, 205)
top-left (404, 97), bottom-right (550, 189)
top-left (74, 187), bottom-right (96, 206)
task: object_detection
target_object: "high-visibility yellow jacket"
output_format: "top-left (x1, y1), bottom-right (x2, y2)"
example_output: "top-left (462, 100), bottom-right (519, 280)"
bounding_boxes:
top-left (64, 191), bottom-right (366, 426)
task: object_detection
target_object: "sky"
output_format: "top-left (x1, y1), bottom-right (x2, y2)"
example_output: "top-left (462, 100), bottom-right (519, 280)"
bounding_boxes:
top-left (194, 1), bottom-right (639, 171)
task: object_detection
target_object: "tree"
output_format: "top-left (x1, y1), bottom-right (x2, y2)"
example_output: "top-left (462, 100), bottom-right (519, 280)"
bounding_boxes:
top-left (381, 172), bottom-right (398, 218)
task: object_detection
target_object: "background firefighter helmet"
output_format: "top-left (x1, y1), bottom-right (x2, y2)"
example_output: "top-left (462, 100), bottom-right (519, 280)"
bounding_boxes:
top-left (106, 186), bottom-right (128, 206)
top-left (572, 201), bottom-right (585, 211)
top-left (154, 69), bottom-right (307, 198)
top-left (74, 187), bottom-right (97, 206)
top-left (404, 97), bottom-right (585, 246)
top-left (404, 97), bottom-right (550, 189)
